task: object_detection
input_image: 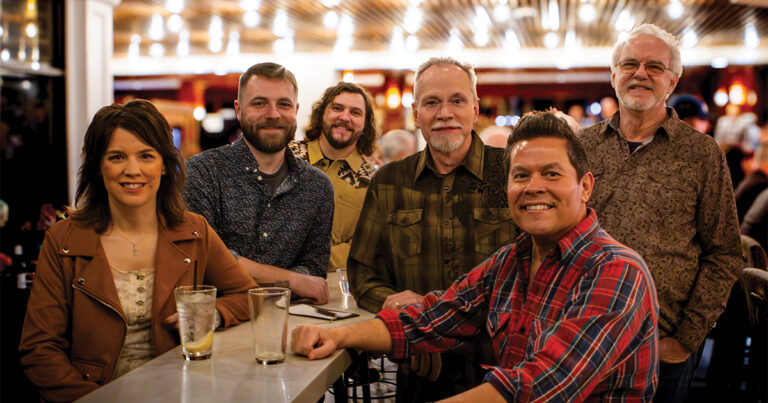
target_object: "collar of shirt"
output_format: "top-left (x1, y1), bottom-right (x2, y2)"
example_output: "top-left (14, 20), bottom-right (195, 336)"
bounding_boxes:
top-left (306, 138), bottom-right (363, 172)
top-left (413, 130), bottom-right (485, 183)
top-left (513, 208), bottom-right (600, 266)
top-left (232, 136), bottom-right (300, 175)
top-left (605, 107), bottom-right (685, 143)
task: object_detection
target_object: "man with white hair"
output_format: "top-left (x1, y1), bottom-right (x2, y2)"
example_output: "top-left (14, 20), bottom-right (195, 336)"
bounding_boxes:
top-left (348, 57), bottom-right (518, 401)
top-left (578, 24), bottom-right (741, 402)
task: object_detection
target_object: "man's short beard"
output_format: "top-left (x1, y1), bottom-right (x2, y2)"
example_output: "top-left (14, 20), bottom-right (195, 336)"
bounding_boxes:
top-left (242, 121), bottom-right (297, 154)
top-left (322, 122), bottom-right (361, 150)
top-left (428, 133), bottom-right (466, 153)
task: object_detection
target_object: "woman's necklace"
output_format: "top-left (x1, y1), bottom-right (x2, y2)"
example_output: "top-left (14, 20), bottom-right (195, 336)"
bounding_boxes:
top-left (112, 229), bottom-right (149, 257)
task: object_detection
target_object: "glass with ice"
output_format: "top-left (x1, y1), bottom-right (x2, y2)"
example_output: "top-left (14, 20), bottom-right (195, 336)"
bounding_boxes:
top-left (248, 287), bottom-right (290, 365)
top-left (174, 285), bottom-right (217, 361)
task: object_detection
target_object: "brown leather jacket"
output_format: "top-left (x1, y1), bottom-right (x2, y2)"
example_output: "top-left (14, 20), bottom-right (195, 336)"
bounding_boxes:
top-left (19, 212), bottom-right (256, 402)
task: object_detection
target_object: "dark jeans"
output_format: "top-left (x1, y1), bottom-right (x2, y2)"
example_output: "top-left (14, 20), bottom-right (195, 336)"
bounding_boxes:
top-left (655, 354), bottom-right (697, 403)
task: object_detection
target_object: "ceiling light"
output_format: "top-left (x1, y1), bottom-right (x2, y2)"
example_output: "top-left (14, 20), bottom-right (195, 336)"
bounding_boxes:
top-left (30, 61), bottom-right (39, 71)
top-left (565, 30), bottom-right (578, 48)
top-left (165, 0), bottom-right (184, 14)
top-left (334, 35), bottom-right (353, 53)
top-left (131, 34), bottom-right (141, 44)
top-left (403, 6), bottom-right (422, 35)
top-left (227, 31), bottom-right (240, 56)
top-left (713, 89), bottom-right (728, 107)
top-left (589, 102), bottom-right (601, 116)
top-left (149, 14), bottom-right (164, 41)
top-left (494, 4), bottom-right (510, 22)
top-left (745, 22), bottom-right (759, 48)
top-left (240, 0), bottom-right (260, 10)
top-left (209, 16), bottom-right (223, 40)
top-left (446, 28), bottom-right (463, 55)
top-left (244, 10), bottom-right (260, 28)
top-left (474, 6), bottom-right (491, 30)
top-left (342, 71), bottom-right (355, 82)
top-left (324, 11), bottom-right (339, 29)
top-left (390, 27), bottom-right (405, 52)
top-left (473, 30), bottom-right (490, 47)
top-left (167, 14), bottom-right (183, 33)
top-left (273, 10), bottom-right (289, 38)
top-left (710, 57), bottom-right (728, 69)
top-left (578, 4), bottom-right (596, 23)
top-left (681, 28), bottom-right (697, 48)
top-left (25, 22), bottom-right (37, 38)
top-left (177, 35), bottom-right (189, 56)
top-left (503, 29), bottom-right (520, 50)
top-left (31, 47), bottom-right (39, 61)
top-left (128, 43), bottom-right (140, 59)
top-left (202, 113), bottom-right (224, 133)
top-left (321, 0), bottom-right (340, 7)
top-left (406, 35), bottom-right (419, 52)
top-left (337, 14), bottom-right (354, 37)
top-left (747, 91), bottom-right (757, 106)
top-left (615, 10), bottom-right (634, 32)
top-left (0, 26), bottom-right (4, 37)
top-left (273, 34), bottom-right (294, 56)
top-left (548, 0), bottom-right (560, 31)
top-left (150, 43), bottom-right (165, 58)
top-left (209, 38), bottom-right (222, 52)
top-left (0, 49), bottom-right (9, 61)
top-left (668, 0), bottom-right (683, 19)
top-left (544, 32), bottom-right (559, 48)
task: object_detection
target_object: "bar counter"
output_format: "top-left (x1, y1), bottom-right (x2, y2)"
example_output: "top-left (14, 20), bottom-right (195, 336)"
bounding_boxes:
top-left (77, 271), bottom-right (375, 402)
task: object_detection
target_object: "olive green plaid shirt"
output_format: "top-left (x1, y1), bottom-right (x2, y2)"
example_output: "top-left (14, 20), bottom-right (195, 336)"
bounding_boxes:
top-left (348, 133), bottom-right (518, 313)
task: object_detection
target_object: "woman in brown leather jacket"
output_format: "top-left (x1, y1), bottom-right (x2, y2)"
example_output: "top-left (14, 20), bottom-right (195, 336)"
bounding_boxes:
top-left (19, 100), bottom-right (256, 402)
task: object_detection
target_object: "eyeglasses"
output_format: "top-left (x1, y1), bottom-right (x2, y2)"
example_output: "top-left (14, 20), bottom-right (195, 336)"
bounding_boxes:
top-left (616, 59), bottom-right (671, 76)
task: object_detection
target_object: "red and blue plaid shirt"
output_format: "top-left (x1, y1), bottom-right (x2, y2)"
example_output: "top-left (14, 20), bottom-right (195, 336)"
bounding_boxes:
top-left (378, 209), bottom-right (659, 402)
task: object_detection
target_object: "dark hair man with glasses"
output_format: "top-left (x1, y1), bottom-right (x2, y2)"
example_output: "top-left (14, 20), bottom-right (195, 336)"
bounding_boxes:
top-left (578, 23), bottom-right (740, 402)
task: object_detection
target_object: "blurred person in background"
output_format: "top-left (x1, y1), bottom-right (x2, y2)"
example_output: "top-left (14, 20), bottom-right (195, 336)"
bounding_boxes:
top-left (379, 129), bottom-right (418, 163)
top-left (600, 96), bottom-right (619, 120)
top-left (734, 139), bottom-right (768, 222)
top-left (19, 100), bottom-right (255, 402)
top-left (289, 82), bottom-right (377, 271)
top-left (578, 23), bottom-right (740, 403)
top-left (714, 104), bottom-right (761, 153)
top-left (668, 94), bottom-right (711, 135)
top-left (477, 125), bottom-right (511, 148)
top-left (184, 62), bottom-right (334, 304)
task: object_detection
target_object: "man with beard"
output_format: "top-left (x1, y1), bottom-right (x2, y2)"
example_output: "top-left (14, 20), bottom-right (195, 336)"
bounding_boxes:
top-left (184, 62), bottom-right (334, 303)
top-left (347, 57), bottom-right (518, 401)
top-left (288, 82), bottom-right (377, 270)
top-left (578, 24), bottom-right (740, 402)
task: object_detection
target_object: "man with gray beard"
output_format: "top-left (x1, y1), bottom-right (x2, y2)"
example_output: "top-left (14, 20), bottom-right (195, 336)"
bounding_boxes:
top-left (348, 57), bottom-right (518, 401)
top-left (184, 62), bottom-right (334, 304)
top-left (578, 24), bottom-right (740, 402)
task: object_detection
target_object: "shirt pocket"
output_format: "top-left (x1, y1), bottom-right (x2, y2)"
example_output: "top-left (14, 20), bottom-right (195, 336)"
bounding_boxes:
top-left (71, 357), bottom-right (106, 384)
top-left (486, 310), bottom-right (513, 361)
top-left (473, 208), bottom-right (515, 256)
top-left (387, 209), bottom-right (423, 259)
top-left (333, 194), bottom-right (364, 244)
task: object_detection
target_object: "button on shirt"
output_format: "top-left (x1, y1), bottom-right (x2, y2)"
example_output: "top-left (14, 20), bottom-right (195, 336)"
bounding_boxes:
top-left (578, 109), bottom-right (741, 352)
top-left (184, 137), bottom-right (334, 278)
top-left (377, 209), bottom-right (659, 402)
top-left (348, 133), bottom-right (518, 313)
top-left (289, 139), bottom-right (375, 270)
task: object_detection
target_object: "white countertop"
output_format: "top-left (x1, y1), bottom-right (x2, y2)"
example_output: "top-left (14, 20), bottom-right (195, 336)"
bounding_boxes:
top-left (77, 271), bottom-right (375, 403)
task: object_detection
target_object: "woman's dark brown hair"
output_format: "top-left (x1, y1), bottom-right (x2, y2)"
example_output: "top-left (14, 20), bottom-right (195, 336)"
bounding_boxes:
top-left (70, 99), bottom-right (186, 232)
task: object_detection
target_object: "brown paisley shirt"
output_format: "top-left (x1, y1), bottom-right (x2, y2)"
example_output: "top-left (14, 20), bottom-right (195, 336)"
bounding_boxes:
top-left (578, 108), bottom-right (741, 352)
top-left (289, 139), bottom-right (375, 270)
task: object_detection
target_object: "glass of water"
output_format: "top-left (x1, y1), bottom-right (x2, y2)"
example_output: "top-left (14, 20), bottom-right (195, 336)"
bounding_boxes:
top-left (337, 268), bottom-right (351, 297)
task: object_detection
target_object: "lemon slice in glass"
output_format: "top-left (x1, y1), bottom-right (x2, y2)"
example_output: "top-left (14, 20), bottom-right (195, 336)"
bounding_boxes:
top-left (184, 331), bottom-right (213, 353)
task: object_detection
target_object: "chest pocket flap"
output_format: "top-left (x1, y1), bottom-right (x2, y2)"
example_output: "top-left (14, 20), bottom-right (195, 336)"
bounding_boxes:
top-left (387, 209), bottom-right (423, 259)
top-left (473, 208), bottom-right (515, 255)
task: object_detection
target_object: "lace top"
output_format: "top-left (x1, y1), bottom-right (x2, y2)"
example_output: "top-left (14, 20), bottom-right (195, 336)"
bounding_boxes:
top-left (111, 267), bottom-right (155, 379)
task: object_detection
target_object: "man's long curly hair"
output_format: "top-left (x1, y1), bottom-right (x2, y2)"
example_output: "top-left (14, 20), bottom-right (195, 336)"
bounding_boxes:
top-left (304, 82), bottom-right (377, 157)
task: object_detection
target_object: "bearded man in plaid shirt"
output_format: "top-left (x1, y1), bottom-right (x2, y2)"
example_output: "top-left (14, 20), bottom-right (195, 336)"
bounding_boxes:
top-left (292, 111), bottom-right (659, 402)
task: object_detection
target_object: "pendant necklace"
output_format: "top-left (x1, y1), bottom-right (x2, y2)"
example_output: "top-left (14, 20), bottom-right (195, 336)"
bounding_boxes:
top-left (112, 229), bottom-right (148, 257)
